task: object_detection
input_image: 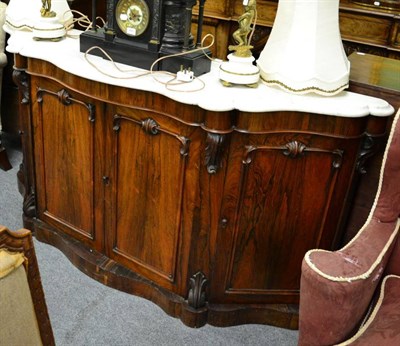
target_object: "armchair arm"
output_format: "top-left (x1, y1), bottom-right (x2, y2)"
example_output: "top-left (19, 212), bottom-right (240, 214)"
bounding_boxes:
top-left (299, 218), bottom-right (400, 345)
top-left (299, 107), bottom-right (400, 345)
top-left (299, 218), bottom-right (400, 346)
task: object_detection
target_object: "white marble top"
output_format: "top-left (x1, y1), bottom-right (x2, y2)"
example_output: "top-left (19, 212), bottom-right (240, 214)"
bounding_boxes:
top-left (6, 29), bottom-right (395, 117)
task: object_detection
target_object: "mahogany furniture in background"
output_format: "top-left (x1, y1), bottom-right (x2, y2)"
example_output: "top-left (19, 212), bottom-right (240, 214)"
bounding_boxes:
top-left (339, 0), bottom-right (400, 58)
top-left (10, 32), bottom-right (394, 329)
top-left (351, 0), bottom-right (400, 10)
top-left (345, 53), bottom-right (400, 242)
top-left (198, 0), bottom-right (400, 60)
top-left (348, 52), bottom-right (400, 109)
top-left (64, 1), bottom-right (400, 61)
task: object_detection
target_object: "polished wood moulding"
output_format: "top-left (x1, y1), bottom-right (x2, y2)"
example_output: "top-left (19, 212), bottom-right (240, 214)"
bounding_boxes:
top-left (33, 220), bottom-right (299, 329)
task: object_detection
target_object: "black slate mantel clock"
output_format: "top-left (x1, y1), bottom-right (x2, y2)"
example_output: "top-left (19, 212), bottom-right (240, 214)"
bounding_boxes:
top-left (80, 0), bottom-right (211, 76)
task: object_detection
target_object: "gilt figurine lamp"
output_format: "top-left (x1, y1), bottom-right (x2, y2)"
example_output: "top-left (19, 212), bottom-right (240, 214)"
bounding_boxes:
top-left (257, 0), bottom-right (350, 96)
top-left (219, 0), bottom-right (260, 88)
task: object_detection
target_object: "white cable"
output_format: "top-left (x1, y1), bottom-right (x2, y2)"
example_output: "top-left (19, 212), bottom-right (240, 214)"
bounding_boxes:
top-left (83, 33), bottom-right (215, 93)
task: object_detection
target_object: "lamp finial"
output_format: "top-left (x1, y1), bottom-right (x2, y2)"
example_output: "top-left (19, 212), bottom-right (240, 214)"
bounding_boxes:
top-left (41, 0), bottom-right (56, 18)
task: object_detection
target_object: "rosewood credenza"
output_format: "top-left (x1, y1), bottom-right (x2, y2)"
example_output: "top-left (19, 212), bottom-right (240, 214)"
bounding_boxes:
top-left (8, 32), bottom-right (394, 329)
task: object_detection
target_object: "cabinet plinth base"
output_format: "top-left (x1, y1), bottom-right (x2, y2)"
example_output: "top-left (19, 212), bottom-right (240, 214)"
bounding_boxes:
top-left (32, 219), bottom-right (298, 330)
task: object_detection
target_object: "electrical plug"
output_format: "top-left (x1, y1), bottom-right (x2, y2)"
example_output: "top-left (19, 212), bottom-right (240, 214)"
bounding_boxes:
top-left (177, 67), bottom-right (194, 82)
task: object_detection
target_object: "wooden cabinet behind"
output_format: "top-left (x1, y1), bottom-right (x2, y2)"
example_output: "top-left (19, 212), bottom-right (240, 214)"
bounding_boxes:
top-left (192, 0), bottom-right (400, 60)
top-left (17, 57), bottom-right (388, 329)
top-left (65, 0), bottom-right (400, 61)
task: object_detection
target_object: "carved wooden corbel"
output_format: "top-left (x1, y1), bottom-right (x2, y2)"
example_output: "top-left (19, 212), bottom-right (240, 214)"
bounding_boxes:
top-left (187, 271), bottom-right (208, 309)
top-left (23, 186), bottom-right (36, 219)
top-left (13, 69), bottom-right (30, 105)
top-left (356, 133), bottom-right (379, 174)
top-left (205, 133), bottom-right (226, 174)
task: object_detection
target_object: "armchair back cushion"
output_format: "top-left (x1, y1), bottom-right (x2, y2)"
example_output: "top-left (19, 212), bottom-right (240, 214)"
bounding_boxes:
top-left (0, 226), bottom-right (55, 345)
top-left (0, 249), bottom-right (43, 345)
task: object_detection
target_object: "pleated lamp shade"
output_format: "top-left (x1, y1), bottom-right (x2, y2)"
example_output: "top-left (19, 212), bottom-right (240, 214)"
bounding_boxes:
top-left (257, 0), bottom-right (350, 96)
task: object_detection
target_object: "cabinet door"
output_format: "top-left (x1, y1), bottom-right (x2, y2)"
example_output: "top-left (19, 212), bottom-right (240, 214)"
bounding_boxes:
top-left (106, 106), bottom-right (201, 293)
top-left (32, 78), bottom-right (105, 250)
top-left (211, 131), bottom-right (355, 304)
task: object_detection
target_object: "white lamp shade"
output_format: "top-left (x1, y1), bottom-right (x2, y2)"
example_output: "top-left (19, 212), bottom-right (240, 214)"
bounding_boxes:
top-left (4, 0), bottom-right (72, 32)
top-left (257, 0), bottom-right (350, 96)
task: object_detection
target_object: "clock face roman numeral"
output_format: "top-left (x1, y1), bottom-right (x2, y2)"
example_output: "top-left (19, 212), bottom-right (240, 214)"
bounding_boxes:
top-left (116, 0), bottom-right (150, 37)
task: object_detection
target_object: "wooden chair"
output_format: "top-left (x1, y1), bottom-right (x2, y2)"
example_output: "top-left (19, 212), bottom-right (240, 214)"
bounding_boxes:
top-left (298, 107), bottom-right (400, 345)
top-left (0, 225), bottom-right (55, 346)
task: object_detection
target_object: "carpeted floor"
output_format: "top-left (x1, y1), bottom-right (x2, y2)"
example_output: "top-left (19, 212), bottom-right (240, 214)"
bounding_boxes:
top-left (0, 139), bottom-right (299, 346)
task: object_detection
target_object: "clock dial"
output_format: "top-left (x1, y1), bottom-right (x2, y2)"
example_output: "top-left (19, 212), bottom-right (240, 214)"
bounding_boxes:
top-left (116, 0), bottom-right (150, 37)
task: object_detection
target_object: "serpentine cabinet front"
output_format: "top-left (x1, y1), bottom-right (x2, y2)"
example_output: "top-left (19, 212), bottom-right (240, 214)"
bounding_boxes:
top-left (14, 54), bottom-right (389, 329)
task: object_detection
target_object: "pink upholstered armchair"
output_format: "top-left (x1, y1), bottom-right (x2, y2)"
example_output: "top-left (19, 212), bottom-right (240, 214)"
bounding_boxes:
top-left (298, 108), bottom-right (400, 346)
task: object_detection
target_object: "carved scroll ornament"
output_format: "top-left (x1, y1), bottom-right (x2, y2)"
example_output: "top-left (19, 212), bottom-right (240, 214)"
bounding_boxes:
top-left (205, 133), bottom-right (226, 174)
top-left (243, 140), bottom-right (344, 169)
top-left (37, 88), bottom-right (96, 122)
top-left (113, 115), bottom-right (190, 156)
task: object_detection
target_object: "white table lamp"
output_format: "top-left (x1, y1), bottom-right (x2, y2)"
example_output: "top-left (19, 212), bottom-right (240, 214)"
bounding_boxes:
top-left (257, 0), bottom-right (350, 96)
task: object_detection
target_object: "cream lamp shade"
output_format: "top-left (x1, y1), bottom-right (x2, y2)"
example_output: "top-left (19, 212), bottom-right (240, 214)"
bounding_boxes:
top-left (257, 0), bottom-right (350, 96)
top-left (4, 0), bottom-right (72, 38)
